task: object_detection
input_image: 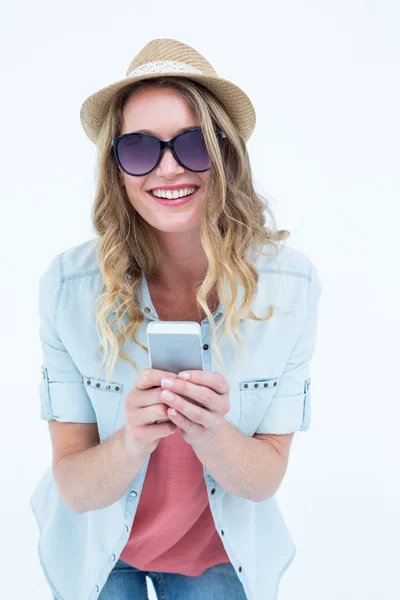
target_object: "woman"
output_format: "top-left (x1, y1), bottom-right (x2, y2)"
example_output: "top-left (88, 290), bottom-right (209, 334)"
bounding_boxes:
top-left (31, 38), bottom-right (322, 600)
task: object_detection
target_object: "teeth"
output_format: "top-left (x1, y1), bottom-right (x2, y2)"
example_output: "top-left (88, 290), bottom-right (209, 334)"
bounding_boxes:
top-left (151, 187), bottom-right (197, 199)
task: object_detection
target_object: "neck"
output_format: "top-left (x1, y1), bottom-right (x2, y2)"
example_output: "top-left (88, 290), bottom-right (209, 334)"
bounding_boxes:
top-left (149, 229), bottom-right (208, 294)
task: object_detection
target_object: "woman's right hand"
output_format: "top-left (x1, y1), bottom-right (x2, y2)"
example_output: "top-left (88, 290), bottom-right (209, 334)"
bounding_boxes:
top-left (123, 368), bottom-right (179, 459)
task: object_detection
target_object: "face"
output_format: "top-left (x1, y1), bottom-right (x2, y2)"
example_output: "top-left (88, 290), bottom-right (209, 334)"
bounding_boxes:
top-left (117, 86), bottom-right (211, 235)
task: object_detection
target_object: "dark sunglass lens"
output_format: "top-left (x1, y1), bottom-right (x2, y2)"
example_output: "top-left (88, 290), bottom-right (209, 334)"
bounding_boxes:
top-left (174, 129), bottom-right (211, 171)
top-left (116, 134), bottom-right (160, 175)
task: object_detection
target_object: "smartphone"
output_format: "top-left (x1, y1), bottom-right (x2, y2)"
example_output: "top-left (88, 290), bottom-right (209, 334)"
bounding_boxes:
top-left (147, 321), bottom-right (204, 423)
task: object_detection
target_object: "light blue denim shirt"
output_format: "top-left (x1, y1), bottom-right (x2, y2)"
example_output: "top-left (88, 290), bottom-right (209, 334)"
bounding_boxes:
top-left (30, 237), bottom-right (322, 600)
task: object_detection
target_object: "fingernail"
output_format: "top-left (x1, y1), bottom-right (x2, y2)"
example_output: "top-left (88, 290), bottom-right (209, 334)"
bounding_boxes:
top-left (161, 378), bottom-right (174, 387)
top-left (178, 372), bottom-right (190, 380)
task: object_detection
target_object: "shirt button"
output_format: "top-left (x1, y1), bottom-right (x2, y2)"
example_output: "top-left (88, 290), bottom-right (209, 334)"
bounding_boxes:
top-left (130, 490), bottom-right (137, 498)
top-left (144, 307), bottom-right (151, 313)
top-left (95, 585), bottom-right (99, 592)
top-left (111, 554), bottom-right (116, 561)
top-left (239, 566), bottom-right (242, 573)
top-left (203, 344), bottom-right (209, 350)
top-left (125, 525), bottom-right (129, 532)
top-left (211, 488), bottom-right (216, 494)
top-left (221, 530), bottom-right (224, 536)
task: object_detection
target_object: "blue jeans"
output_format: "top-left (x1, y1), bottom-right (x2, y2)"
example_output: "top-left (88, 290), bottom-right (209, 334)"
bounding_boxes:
top-left (95, 558), bottom-right (248, 599)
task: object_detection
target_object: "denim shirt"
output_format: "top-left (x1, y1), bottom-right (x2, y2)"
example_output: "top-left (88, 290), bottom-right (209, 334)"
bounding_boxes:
top-left (30, 237), bottom-right (322, 600)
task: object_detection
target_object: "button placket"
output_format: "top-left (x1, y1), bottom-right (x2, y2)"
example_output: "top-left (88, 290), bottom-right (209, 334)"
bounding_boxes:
top-left (200, 321), bottom-right (212, 371)
top-left (218, 525), bottom-right (243, 577)
top-left (204, 474), bottom-right (244, 578)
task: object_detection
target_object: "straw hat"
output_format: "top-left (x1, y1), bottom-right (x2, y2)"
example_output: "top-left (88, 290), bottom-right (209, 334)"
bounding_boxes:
top-left (79, 38), bottom-right (256, 145)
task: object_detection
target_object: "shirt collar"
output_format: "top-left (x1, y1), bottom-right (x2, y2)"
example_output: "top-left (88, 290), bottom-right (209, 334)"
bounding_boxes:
top-left (108, 245), bottom-right (293, 321)
top-left (110, 270), bottom-right (246, 321)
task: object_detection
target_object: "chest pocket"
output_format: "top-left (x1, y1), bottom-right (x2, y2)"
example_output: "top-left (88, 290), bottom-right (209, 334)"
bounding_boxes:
top-left (238, 377), bottom-right (279, 437)
top-left (82, 374), bottom-right (124, 442)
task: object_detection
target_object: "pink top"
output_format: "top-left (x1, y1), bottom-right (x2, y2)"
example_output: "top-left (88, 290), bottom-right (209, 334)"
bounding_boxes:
top-left (119, 426), bottom-right (231, 575)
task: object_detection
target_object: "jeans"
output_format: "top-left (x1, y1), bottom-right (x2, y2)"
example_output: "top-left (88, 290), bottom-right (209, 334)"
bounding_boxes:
top-left (94, 558), bottom-right (248, 599)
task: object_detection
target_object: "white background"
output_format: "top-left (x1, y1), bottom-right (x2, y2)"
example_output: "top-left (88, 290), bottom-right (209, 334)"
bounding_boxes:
top-left (1, 1), bottom-right (399, 599)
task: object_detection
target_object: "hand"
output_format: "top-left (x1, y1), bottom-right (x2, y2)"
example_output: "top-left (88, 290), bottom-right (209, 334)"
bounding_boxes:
top-left (123, 368), bottom-right (180, 460)
top-left (160, 370), bottom-right (230, 447)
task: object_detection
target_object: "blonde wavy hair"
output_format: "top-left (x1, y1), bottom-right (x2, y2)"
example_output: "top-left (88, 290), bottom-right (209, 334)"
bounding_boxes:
top-left (91, 76), bottom-right (290, 387)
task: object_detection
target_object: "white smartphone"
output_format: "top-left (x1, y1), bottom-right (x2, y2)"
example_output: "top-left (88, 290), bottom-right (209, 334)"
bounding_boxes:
top-left (146, 321), bottom-right (205, 423)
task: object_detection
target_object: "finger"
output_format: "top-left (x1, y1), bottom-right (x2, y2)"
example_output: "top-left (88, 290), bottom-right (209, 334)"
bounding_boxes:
top-left (141, 403), bottom-right (172, 426)
top-left (125, 386), bottom-right (168, 419)
top-left (136, 368), bottom-right (179, 390)
top-left (160, 390), bottom-right (215, 429)
top-left (161, 377), bottom-right (218, 412)
top-left (166, 406), bottom-right (204, 439)
top-left (177, 370), bottom-right (229, 395)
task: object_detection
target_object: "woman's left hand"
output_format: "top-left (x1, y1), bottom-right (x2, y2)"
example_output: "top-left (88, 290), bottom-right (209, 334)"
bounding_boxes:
top-left (160, 370), bottom-right (230, 447)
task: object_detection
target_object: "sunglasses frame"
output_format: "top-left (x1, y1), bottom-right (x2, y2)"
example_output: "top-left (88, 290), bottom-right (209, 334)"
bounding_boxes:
top-left (112, 127), bottom-right (225, 177)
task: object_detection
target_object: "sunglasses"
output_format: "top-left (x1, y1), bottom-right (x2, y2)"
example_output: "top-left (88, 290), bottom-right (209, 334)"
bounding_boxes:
top-left (112, 127), bottom-right (224, 177)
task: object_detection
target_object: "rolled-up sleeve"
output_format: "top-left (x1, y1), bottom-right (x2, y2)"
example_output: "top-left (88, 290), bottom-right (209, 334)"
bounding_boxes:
top-left (256, 258), bottom-right (322, 434)
top-left (38, 254), bottom-right (97, 423)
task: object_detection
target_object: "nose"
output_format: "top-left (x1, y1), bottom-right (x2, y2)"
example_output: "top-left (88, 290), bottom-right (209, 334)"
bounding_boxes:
top-left (155, 147), bottom-right (185, 178)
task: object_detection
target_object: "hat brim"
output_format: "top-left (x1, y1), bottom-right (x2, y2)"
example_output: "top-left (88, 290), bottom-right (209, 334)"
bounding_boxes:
top-left (79, 72), bottom-right (256, 145)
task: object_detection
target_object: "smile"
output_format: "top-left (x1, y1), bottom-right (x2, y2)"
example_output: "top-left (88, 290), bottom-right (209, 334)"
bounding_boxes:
top-left (146, 186), bottom-right (200, 206)
top-left (150, 186), bottom-right (199, 199)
